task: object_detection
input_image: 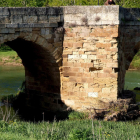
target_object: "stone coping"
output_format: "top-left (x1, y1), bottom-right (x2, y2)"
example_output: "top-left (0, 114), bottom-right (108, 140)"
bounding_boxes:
top-left (0, 6), bottom-right (140, 26)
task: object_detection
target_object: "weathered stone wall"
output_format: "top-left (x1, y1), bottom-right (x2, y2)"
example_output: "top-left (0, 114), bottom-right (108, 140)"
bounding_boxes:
top-left (61, 6), bottom-right (120, 110)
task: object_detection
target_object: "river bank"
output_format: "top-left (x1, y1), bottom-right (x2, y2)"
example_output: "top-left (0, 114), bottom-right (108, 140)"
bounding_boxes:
top-left (0, 51), bottom-right (23, 66)
top-left (129, 50), bottom-right (140, 70)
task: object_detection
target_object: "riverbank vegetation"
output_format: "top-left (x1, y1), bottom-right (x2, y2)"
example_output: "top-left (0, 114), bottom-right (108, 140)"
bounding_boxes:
top-left (129, 50), bottom-right (140, 70)
top-left (0, 0), bottom-right (140, 8)
top-left (0, 118), bottom-right (140, 140)
top-left (0, 44), bottom-right (22, 66)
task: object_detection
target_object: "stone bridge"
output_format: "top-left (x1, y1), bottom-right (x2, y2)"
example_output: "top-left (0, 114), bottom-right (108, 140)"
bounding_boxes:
top-left (0, 6), bottom-right (140, 111)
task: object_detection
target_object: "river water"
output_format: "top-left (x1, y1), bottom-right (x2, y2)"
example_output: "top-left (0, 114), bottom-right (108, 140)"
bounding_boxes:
top-left (0, 65), bottom-right (140, 121)
top-left (0, 65), bottom-right (24, 121)
top-left (0, 65), bottom-right (25, 100)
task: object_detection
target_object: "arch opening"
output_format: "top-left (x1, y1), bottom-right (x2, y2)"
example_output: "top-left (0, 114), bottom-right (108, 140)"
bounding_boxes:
top-left (118, 41), bottom-right (140, 105)
top-left (124, 42), bottom-right (140, 90)
top-left (1, 37), bottom-right (68, 121)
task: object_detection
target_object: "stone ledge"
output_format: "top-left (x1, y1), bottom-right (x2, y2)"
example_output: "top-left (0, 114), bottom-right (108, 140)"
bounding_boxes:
top-left (0, 7), bottom-right (63, 16)
top-left (5, 23), bottom-right (58, 28)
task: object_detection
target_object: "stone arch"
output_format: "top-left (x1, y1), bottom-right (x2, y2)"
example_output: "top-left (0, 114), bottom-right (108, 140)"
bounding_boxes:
top-left (0, 31), bottom-right (66, 113)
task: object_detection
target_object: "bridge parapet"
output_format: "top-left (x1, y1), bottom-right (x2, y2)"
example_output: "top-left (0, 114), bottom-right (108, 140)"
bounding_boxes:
top-left (0, 7), bottom-right (63, 29)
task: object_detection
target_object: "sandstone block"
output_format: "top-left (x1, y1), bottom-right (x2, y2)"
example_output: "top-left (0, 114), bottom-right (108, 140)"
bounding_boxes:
top-left (98, 73), bottom-right (109, 78)
top-left (73, 42), bottom-right (83, 48)
top-left (63, 72), bottom-right (76, 77)
top-left (63, 42), bottom-right (73, 47)
top-left (103, 68), bottom-right (112, 73)
top-left (102, 88), bottom-right (111, 93)
top-left (81, 54), bottom-right (87, 59)
top-left (96, 43), bottom-right (111, 48)
top-left (88, 55), bottom-right (96, 59)
top-left (64, 100), bottom-right (75, 106)
top-left (65, 33), bottom-right (76, 37)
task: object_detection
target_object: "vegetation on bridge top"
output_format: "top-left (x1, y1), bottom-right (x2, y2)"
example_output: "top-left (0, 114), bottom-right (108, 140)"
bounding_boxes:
top-left (0, 0), bottom-right (140, 8)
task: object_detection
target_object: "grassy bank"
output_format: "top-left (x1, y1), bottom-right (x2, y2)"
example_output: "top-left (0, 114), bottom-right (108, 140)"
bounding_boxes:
top-left (0, 51), bottom-right (22, 66)
top-left (129, 51), bottom-right (140, 70)
top-left (0, 119), bottom-right (140, 140)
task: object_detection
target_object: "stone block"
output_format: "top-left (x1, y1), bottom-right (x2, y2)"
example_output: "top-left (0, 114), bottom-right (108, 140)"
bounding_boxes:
top-left (20, 28), bottom-right (32, 32)
top-left (31, 34), bottom-right (38, 42)
top-left (64, 6), bottom-right (90, 14)
top-left (8, 29), bottom-right (15, 33)
top-left (98, 73), bottom-right (109, 78)
top-left (36, 8), bottom-right (47, 15)
top-left (24, 8), bottom-right (37, 16)
top-left (0, 24), bottom-right (5, 28)
top-left (65, 32), bottom-right (76, 37)
top-left (23, 16), bottom-right (37, 23)
top-left (41, 28), bottom-right (49, 35)
top-left (46, 7), bottom-right (63, 15)
top-left (73, 42), bottom-right (83, 48)
top-left (0, 8), bottom-right (9, 16)
top-left (80, 54), bottom-right (87, 59)
top-left (103, 68), bottom-right (112, 73)
top-left (63, 42), bottom-right (73, 47)
top-left (38, 16), bottom-right (48, 23)
top-left (0, 29), bottom-right (8, 33)
top-left (64, 100), bottom-right (75, 106)
top-left (88, 55), bottom-right (96, 59)
top-left (49, 16), bottom-right (60, 23)
top-left (11, 15), bottom-right (23, 23)
top-left (97, 55), bottom-right (107, 59)
top-left (102, 88), bottom-right (111, 93)
top-left (9, 8), bottom-right (25, 15)
top-left (96, 43), bottom-right (111, 48)
top-left (0, 16), bottom-right (10, 24)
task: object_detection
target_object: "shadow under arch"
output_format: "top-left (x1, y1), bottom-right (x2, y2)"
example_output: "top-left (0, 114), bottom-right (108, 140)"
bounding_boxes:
top-left (2, 34), bottom-right (69, 121)
top-left (119, 40), bottom-right (140, 99)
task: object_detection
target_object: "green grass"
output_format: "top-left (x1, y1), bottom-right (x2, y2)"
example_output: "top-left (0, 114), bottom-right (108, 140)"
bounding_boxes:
top-left (130, 51), bottom-right (140, 69)
top-left (0, 119), bottom-right (140, 140)
top-left (0, 51), bottom-right (17, 58)
top-left (0, 51), bottom-right (22, 64)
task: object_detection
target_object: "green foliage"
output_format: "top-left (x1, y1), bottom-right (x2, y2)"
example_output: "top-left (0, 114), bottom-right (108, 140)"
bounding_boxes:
top-left (0, 44), bottom-right (12, 52)
top-left (0, 119), bottom-right (140, 139)
top-left (130, 50), bottom-right (140, 69)
top-left (45, 0), bottom-right (105, 6)
top-left (68, 128), bottom-right (93, 140)
top-left (115, 0), bottom-right (140, 8)
top-left (0, 0), bottom-right (39, 7)
top-left (68, 111), bottom-right (88, 120)
top-left (0, 0), bottom-right (140, 8)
